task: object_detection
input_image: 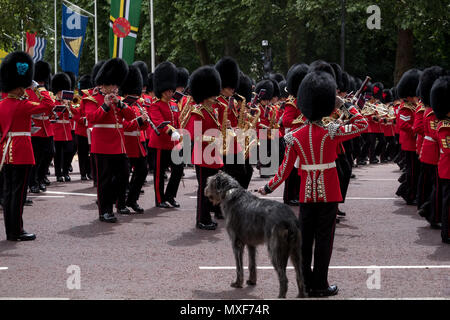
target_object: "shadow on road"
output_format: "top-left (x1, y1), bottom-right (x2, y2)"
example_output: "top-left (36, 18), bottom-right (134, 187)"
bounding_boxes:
top-left (58, 220), bottom-right (118, 238)
top-left (415, 226), bottom-right (450, 262)
top-left (167, 227), bottom-right (223, 247)
top-left (192, 286), bottom-right (260, 300)
top-left (0, 240), bottom-right (19, 257)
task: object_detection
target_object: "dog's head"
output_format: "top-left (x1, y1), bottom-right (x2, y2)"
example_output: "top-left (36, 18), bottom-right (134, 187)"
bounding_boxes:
top-left (205, 171), bottom-right (241, 206)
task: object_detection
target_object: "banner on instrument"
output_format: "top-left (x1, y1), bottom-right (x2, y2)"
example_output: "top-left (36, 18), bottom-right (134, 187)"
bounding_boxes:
top-left (60, 3), bottom-right (88, 77)
top-left (109, 0), bottom-right (142, 64)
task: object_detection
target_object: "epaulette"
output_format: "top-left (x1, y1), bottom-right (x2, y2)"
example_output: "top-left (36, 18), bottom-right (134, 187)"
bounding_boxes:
top-left (191, 106), bottom-right (205, 119)
top-left (82, 95), bottom-right (98, 104)
top-left (401, 102), bottom-right (416, 111)
top-left (284, 132), bottom-right (295, 146)
top-left (30, 101), bottom-right (40, 106)
top-left (286, 96), bottom-right (296, 107)
top-left (417, 105), bottom-right (426, 113)
top-left (292, 115), bottom-right (305, 125)
top-left (438, 119), bottom-right (450, 128)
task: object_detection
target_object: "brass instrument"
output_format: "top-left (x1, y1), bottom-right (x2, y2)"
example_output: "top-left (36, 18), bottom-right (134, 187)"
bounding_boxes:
top-left (219, 97), bottom-right (236, 155)
top-left (72, 93), bottom-right (82, 105)
top-left (244, 106), bottom-right (261, 159)
top-left (179, 96), bottom-right (193, 129)
top-left (235, 94), bottom-right (247, 130)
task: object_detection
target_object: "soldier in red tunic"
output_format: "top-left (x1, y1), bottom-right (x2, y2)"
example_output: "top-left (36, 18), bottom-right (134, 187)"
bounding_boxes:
top-left (50, 73), bottom-right (74, 182)
top-left (85, 58), bottom-right (135, 223)
top-left (0, 51), bottom-right (55, 241)
top-left (430, 76), bottom-right (450, 244)
top-left (148, 62), bottom-right (184, 208)
top-left (120, 65), bottom-right (149, 213)
top-left (28, 60), bottom-right (54, 193)
top-left (185, 66), bottom-right (223, 230)
top-left (396, 69), bottom-right (422, 205)
top-left (259, 71), bottom-right (368, 296)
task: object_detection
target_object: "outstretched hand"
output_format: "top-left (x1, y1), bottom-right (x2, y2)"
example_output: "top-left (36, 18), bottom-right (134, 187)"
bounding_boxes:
top-left (257, 187), bottom-right (267, 195)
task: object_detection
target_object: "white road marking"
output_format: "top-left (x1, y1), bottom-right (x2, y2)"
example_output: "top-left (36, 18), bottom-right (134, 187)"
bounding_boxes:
top-left (357, 179), bottom-right (397, 181)
top-left (28, 196), bottom-right (65, 199)
top-left (44, 191), bottom-right (96, 197)
top-left (0, 298), bottom-right (70, 300)
top-left (0, 267), bottom-right (8, 271)
top-left (199, 265), bottom-right (450, 270)
top-left (189, 196), bottom-right (398, 200)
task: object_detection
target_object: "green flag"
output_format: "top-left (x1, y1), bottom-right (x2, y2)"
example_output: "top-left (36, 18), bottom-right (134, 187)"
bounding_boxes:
top-left (109, 0), bottom-right (142, 64)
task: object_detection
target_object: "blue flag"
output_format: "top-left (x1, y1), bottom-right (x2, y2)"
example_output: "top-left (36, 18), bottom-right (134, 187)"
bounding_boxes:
top-left (60, 4), bottom-right (88, 77)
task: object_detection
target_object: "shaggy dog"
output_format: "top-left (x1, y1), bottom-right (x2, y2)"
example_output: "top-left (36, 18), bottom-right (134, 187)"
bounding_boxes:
top-left (205, 171), bottom-right (305, 298)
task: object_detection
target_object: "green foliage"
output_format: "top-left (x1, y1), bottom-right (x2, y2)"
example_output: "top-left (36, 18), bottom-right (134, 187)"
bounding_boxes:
top-left (0, 0), bottom-right (449, 87)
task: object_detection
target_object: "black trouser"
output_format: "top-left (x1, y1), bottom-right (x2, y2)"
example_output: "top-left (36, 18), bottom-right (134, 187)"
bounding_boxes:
top-left (147, 140), bottom-right (155, 172)
top-left (352, 136), bottom-right (362, 164)
top-left (68, 130), bottom-right (77, 168)
top-left (127, 156), bottom-right (148, 205)
top-left (2, 165), bottom-right (31, 238)
top-left (374, 133), bottom-right (386, 158)
top-left (399, 151), bottom-right (419, 203)
top-left (381, 136), bottom-right (396, 161)
top-left (195, 165), bottom-right (220, 224)
top-left (90, 152), bottom-right (97, 184)
top-left (440, 179), bottom-right (450, 241)
top-left (416, 163), bottom-right (435, 211)
top-left (299, 202), bottom-right (338, 290)
top-left (151, 148), bottom-right (184, 205)
top-left (223, 152), bottom-right (248, 189)
top-left (95, 154), bottom-right (129, 215)
top-left (425, 171), bottom-right (442, 226)
top-left (284, 168), bottom-right (300, 203)
top-left (30, 136), bottom-right (55, 187)
top-left (76, 135), bottom-right (91, 177)
top-left (358, 133), bottom-right (370, 162)
top-left (336, 153), bottom-right (352, 202)
top-left (54, 140), bottom-right (73, 177)
top-left (342, 140), bottom-right (354, 168)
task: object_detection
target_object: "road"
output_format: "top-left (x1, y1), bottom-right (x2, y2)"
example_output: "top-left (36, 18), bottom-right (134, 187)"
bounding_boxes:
top-left (0, 162), bottom-right (449, 300)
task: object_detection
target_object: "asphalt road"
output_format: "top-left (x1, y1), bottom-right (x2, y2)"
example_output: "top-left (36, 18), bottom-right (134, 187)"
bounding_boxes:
top-left (0, 162), bottom-right (449, 300)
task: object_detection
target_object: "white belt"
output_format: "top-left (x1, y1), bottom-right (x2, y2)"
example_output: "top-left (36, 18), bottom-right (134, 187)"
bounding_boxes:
top-left (424, 136), bottom-right (435, 142)
top-left (301, 162), bottom-right (336, 171)
top-left (32, 116), bottom-right (49, 120)
top-left (124, 131), bottom-right (140, 137)
top-left (93, 124), bottom-right (123, 129)
top-left (7, 132), bottom-right (31, 137)
top-left (55, 120), bottom-right (70, 124)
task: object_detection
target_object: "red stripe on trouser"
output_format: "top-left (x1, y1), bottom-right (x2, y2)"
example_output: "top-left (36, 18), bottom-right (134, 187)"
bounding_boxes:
top-left (155, 149), bottom-right (162, 203)
top-left (435, 171), bottom-right (439, 222)
top-left (95, 155), bottom-right (101, 215)
top-left (18, 166), bottom-right (29, 233)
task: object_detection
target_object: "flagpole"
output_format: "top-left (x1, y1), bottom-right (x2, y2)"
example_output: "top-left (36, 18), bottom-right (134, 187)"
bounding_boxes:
top-left (149, 0), bottom-right (155, 72)
top-left (54, 0), bottom-right (57, 72)
top-left (94, 0), bottom-right (98, 64)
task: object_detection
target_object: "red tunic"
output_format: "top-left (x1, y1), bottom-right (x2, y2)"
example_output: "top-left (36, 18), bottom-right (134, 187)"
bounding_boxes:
top-left (419, 108), bottom-right (440, 165)
top-left (266, 106), bottom-right (368, 203)
top-left (123, 104), bottom-right (148, 158)
top-left (185, 104), bottom-right (223, 169)
top-left (398, 101), bottom-right (417, 152)
top-left (85, 93), bottom-right (136, 155)
top-left (148, 99), bottom-right (180, 150)
top-left (413, 104), bottom-right (425, 155)
top-left (0, 91), bottom-right (55, 165)
top-left (74, 89), bottom-right (92, 138)
top-left (26, 88), bottom-right (54, 137)
top-left (51, 103), bottom-right (73, 142)
top-left (437, 119), bottom-right (450, 179)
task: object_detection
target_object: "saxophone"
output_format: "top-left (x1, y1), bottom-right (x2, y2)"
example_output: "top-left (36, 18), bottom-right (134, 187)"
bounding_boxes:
top-left (179, 96), bottom-right (193, 129)
top-left (220, 97), bottom-right (234, 155)
top-left (244, 106), bottom-right (261, 159)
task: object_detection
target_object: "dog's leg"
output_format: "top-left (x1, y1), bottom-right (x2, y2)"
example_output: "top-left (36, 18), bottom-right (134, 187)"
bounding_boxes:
top-left (247, 245), bottom-right (257, 286)
top-left (269, 235), bottom-right (289, 298)
top-left (290, 246), bottom-right (306, 298)
top-left (231, 239), bottom-right (244, 288)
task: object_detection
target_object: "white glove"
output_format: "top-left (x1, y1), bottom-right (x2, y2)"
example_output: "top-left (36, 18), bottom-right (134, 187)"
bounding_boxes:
top-left (171, 131), bottom-right (181, 142)
top-left (31, 80), bottom-right (39, 89)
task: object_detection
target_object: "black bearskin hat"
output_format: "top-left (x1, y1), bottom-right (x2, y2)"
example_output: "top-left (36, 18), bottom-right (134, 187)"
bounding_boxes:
top-left (236, 73), bottom-right (253, 103)
top-left (397, 69), bottom-right (422, 99)
top-left (154, 61), bottom-right (177, 98)
top-left (132, 61), bottom-right (149, 88)
top-left (215, 56), bottom-right (240, 90)
top-left (65, 71), bottom-right (76, 91)
top-left (355, 78), bottom-right (363, 92)
top-left (430, 76), bottom-right (450, 120)
top-left (341, 72), bottom-right (350, 93)
top-left (0, 51), bottom-right (34, 92)
top-left (120, 65), bottom-right (143, 96)
top-left (176, 67), bottom-right (189, 89)
top-left (190, 66), bottom-right (221, 104)
top-left (278, 80), bottom-right (289, 99)
top-left (78, 75), bottom-right (92, 91)
top-left (34, 60), bottom-right (52, 84)
top-left (269, 73), bottom-right (285, 83)
top-left (330, 63), bottom-right (343, 91)
top-left (51, 72), bottom-right (72, 94)
top-left (372, 82), bottom-right (384, 100)
top-left (308, 60), bottom-right (336, 81)
top-left (382, 89), bottom-right (393, 104)
top-left (287, 63), bottom-right (309, 96)
top-left (270, 79), bottom-right (280, 98)
top-left (297, 71), bottom-right (337, 121)
top-left (95, 58), bottom-right (129, 87)
top-left (147, 73), bottom-right (154, 93)
top-left (418, 66), bottom-right (445, 106)
top-left (255, 80), bottom-right (274, 101)
top-left (91, 60), bottom-right (105, 87)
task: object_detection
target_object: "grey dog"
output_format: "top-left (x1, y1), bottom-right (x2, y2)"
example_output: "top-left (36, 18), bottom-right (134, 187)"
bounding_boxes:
top-left (205, 171), bottom-right (305, 298)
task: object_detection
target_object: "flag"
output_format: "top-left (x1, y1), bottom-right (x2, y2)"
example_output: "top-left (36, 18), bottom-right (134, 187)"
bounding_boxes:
top-left (60, 3), bottom-right (88, 77)
top-left (109, 0), bottom-right (142, 64)
top-left (25, 32), bottom-right (47, 62)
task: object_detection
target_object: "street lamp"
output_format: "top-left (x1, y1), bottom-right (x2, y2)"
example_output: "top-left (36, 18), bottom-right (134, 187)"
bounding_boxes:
top-left (261, 40), bottom-right (272, 78)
